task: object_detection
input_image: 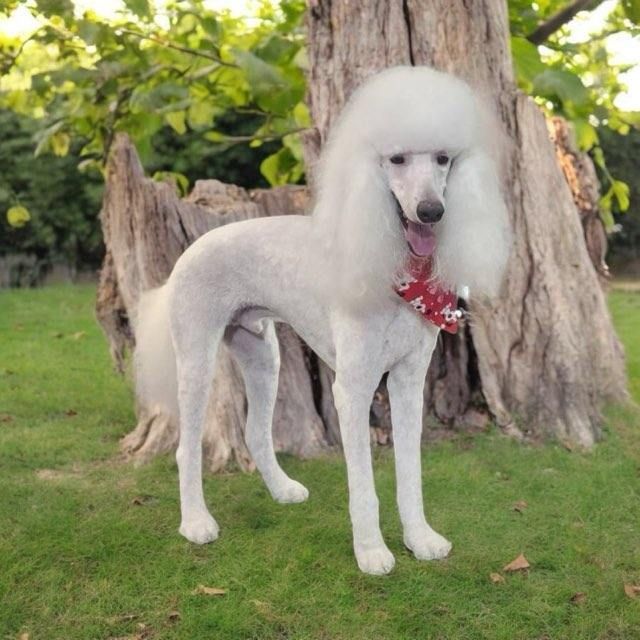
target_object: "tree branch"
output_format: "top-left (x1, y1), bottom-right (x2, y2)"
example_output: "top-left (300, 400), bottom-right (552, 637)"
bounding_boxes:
top-left (117, 28), bottom-right (237, 68)
top-left (527, 0), bottom-right (607, 45)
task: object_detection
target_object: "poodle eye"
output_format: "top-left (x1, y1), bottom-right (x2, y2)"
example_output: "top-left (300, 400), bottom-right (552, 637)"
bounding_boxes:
top-left (436, 153), bottom-right (450, 166)
top-left (390, 154), bottom-right (405, 165)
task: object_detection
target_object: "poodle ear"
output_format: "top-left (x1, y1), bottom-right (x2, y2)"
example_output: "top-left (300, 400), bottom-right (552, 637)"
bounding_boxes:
top-left (314, 150), bottom-right (407, 305)
top-left (434, 149), bottom-right (512, 298)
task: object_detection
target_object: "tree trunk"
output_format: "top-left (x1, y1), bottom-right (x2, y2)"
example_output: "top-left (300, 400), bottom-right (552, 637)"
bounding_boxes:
top-left (97, 0), bottom-right (627, 469)
top-left (97, 134), bottom-right (331, 470)
top-left (304, 0), bottom-right (626, 446)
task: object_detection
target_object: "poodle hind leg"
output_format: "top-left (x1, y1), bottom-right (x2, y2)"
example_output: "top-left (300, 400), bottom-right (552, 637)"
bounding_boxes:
top-left (174, 322), bottom-right (223, 545)
top-left (227, 322), bottom-right (309, 504)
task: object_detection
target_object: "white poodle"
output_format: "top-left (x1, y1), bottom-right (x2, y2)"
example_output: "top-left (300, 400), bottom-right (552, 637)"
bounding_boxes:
top-left (135, 66), bottom-right (510, 575)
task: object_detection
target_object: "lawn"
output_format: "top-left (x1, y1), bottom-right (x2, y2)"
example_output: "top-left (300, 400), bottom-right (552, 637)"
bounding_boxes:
top-left (1, 285), bottom-right (640, 640)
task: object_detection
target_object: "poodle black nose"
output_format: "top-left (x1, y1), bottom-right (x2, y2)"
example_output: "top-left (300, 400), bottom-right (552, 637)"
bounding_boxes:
top-left (416, 200), bottom-right (444, 223)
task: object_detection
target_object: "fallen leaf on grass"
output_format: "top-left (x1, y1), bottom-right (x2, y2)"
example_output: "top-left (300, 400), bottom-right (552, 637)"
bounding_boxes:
top-left (503, 553), bottom-right (530, 572)
top-left (107, 613), bottom-right (139, 624)
top-left (131, 495), bottom-right (157, 506)
top-left (570, 592), bottom-right (587, 605)
top-left (192, 584), bottom-right (226, 596)
top-left (489, 572), bottom-right (505, 584)
top-left (512, 500), bottom-right (528, 513)
top-left (624, 584), bottom-right (640, 599)
top-left (19, 633), bottom-right (29, 640)
top-left (251, 599), bottom-right (277, 620)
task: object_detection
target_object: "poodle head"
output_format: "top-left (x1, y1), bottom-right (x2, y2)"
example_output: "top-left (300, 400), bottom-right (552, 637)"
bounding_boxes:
top-left (313, 66), bottom-right (511, 304)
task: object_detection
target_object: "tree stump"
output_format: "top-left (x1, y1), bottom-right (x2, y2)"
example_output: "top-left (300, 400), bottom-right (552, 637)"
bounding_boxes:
top-left (97, 134), bottom-right (331, 470)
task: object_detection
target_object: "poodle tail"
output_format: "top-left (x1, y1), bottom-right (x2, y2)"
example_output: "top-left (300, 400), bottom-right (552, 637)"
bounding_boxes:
top-left (133, 284), bottom-right (179, 421)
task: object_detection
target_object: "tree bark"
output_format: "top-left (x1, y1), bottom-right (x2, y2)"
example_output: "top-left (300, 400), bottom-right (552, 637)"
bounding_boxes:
top-left (97, 134), bottom-right (330, 470)
top-left (548, 116), bottom-right (610, 281)
top-left (304, 0), bottom-right (626, 446)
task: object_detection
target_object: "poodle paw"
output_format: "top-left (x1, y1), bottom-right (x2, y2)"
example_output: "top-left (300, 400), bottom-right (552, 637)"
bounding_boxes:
top-left (179, 512), bottom-right (220, 544)
top-left (404, 526), bottom-right (452, 561)
top-left (355, 544), bottom-right (396, 575)
top-left (270, 479), bottom-right (309, 504)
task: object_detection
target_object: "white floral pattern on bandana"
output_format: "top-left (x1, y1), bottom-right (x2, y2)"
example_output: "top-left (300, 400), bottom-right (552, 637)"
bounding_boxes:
top-left (394, 258), bottom-right (464, 334)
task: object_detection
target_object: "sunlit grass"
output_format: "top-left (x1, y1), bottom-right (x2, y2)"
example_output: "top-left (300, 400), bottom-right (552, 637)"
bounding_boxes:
top-left (1, 285), bottom-right (639, 640)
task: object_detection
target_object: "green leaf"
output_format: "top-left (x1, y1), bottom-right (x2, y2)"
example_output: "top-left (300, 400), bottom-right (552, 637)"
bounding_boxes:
top-left (153, 171), bottom-right (189, 196)
top-left (611, 179), bottom-right (630, 212)
top-left (130, 83), bottom-right (190, 112)
top-left (600, 179), bottom-right (631, 219)
top-left (124, 0), bottom-right (150, 18)
top-left (51, 132), bottom-right (70, 156)
top-left (6, 205), bottom-right (31, 228)
top-left (187, 102), bottom-right (215, 128)
top-left (203, 130), bottom-right (226, 142)
top-left (592, 146), bottom-right (606, 171)
top-left (76, 19), bottom-right (110, 47)
top-left (254, 35), bottom-right (299, 65)
top-left (260, 147), bottom-right (301, 186)
top-left (533, 69), bottom-right (589, 107)
top-left (293, 101), bottom-right (311, 127)
top-left (622, 0), bottom-right (640, 23)
top-left (165, 111), bottom-right (187, 135)
top-left (510, 37), bottom-right (546, 90)
top-left (201, 16), bottom-right (220, 40)
top-left (34, 121), bottom-right (65, 157)
top-left (573, 119), bottom-right (598, 151)
top-left (34, 0), bottom-right (73, 18)
top-left (233, 48), bottom-right (287, 97)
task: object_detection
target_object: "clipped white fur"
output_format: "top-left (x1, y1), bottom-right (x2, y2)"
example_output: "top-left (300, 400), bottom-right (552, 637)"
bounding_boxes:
top-left (134, 66), bottom-right (510, 575)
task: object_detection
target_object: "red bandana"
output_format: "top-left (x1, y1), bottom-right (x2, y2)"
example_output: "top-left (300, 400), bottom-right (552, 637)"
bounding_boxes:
top-left (394, 257), bottom-right (463, 334)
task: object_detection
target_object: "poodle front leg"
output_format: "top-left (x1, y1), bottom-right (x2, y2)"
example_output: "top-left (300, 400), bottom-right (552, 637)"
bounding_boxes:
top-left (333, 376), bottom-right (395, 575)
top-left (387, 346), bottom-right (452, 561)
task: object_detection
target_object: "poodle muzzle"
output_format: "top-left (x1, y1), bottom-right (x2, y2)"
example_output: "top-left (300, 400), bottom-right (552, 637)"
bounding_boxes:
top-left (392, 192), bottom-right (440, 258)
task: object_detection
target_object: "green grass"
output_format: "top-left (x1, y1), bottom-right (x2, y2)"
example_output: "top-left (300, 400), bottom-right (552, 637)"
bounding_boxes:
top-left (1, 285), bottom-right (640, 640)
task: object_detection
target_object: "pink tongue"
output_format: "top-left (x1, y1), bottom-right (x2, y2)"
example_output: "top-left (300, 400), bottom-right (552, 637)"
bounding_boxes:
top-left (405, 221), bottom-right (436, 257)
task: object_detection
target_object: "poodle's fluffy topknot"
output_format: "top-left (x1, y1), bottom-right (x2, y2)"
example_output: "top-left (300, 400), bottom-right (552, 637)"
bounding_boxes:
top-left (312, 66), bottom-right (511, 305)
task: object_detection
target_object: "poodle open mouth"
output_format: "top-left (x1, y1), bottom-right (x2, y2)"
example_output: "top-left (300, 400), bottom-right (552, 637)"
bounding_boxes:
top-left (393, 195), bottom-right (437, 258)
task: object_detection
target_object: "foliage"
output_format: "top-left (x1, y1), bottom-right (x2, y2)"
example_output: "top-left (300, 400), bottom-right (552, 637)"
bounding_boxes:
top-left (0, 109), bottom-right (104, 278)
top-left (147, 108), bottom-right (282, 189)
top-left (509, 0), bottom-right (640, 223)
top-left (0, 0), bottom-right (308, 184)
top-left (600, 126), bottom-right (640, 266)
top-left (1, 284), bottom-right (640, 639)
top-left (1, 0), bottom-right (639, 267)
